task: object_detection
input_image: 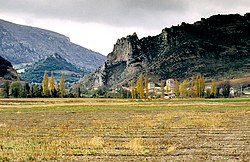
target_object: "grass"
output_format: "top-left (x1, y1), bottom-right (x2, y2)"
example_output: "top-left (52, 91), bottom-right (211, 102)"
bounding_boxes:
top-left (0, 98), bottom-right (249, 161)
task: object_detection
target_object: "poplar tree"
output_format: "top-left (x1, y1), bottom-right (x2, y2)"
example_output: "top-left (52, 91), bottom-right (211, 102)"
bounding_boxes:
top-left (42, 71), bottom-right (49, 96)
top-left (179, 80), bottom-right (188, 98)
top-left (60, 73), bottom-right (65, 97)
top-left (174, 79), bottom-right (180, 97)
top-left (49, 72), bottom-right (55, 96)
top-left (144, 72), bottom-right (149, 99)
top-left (210, 79), bottom-right (216, 97)
top-left (200, 75), bottom-right (205, 97)
top-left (195, 74), bottom-right (200, 97)
top-left (160, 80), bottom-right (165, 99)
top-left (136, 74), bottom-right (144, 99)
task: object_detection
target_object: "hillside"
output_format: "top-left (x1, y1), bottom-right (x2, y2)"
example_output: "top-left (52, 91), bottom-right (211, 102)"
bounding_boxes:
top-left (0, 55), bottom-right (18, 84)
top-left (80, 13), bottom-right (250, 88)
top-left (0, 19), bottom-right (105, 71)
top-left (20, 53), bottom-right (87, 83)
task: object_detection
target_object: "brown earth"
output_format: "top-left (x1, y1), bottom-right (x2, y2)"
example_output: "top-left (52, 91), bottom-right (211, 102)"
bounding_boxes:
top-left (0, 98), bottom-right (249, 161)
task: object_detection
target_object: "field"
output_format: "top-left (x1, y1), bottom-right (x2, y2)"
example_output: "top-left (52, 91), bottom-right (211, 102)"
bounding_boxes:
top-left (0, 98), bottom-right (249, 161)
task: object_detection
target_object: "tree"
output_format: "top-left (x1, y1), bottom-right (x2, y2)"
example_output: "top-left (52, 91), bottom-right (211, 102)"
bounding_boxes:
top-left (23, 83), bottom-right (31, 98)
top-left (144, 72), bottom-right (149, 99)
top-left (160, 80), bottom-right (165, 99)
top-left (60, 73), bottom-right (65, 97)
top-left (210, 79), bottom-right (216, 98)
top-left (136, 74), bottom-right (144, 99)
top-left (130, 79), bottom-right (136, 99)
top-left (42, 71), bottom-right (49, 96)
top-left (49, 71), bottom-right (55, 96)
top-left (194, 74), bottom-right (200, 97)
top-left (10, 81), bottom-right (23, 98)
top-left (3, 81), bottom-right (10, 98)
top-left (200, 75), bottom-right (205, 97)
top-left (174, 79), bottom-right (180, 97)
top-left (179, 80), bottom-right (188, 98)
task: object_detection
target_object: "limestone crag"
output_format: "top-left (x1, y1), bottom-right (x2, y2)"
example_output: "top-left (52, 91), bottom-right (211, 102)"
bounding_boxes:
top-left (81, 13), bottom-right (250, 88)
top-left (81, 33), bottom-right (148, 87)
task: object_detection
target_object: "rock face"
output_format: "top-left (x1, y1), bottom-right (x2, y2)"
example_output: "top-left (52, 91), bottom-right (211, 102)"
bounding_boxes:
top-left (0, 19), bottom-right (105, 71)
top-left (0, 55), bottom-right (18, 80)
top-left (81, 13), bottom-right (250, 88)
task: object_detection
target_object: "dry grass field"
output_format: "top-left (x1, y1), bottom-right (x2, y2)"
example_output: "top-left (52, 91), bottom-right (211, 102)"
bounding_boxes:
top-left (0, 98), bottom-right (249, 161)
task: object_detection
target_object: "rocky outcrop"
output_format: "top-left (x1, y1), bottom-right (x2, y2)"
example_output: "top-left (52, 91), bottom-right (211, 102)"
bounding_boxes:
top-left (0, 56), bottom-right (18, 81)
top-left (81, 13), bottom-right (250, 88)
top-left (0, 19), bottom-right (105, 71)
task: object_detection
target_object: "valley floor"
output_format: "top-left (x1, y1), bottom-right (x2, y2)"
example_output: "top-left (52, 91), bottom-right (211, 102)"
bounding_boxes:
top-left (0, 98), bottom-right (249, 161)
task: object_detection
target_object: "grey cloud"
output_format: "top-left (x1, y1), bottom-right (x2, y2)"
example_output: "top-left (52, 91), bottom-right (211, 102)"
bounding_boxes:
top-left (0, 0), bottom-right (188, 28)
top-left (0, 0), bottom-right (249, 29)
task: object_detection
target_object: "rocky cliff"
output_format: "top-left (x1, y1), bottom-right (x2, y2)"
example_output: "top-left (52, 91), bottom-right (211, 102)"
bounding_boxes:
top-left (0, 19), bottom-right (105, 71)
top-left (0, 55), bottom-right (18, 81)
top-left (81, 13), bottom-right (250, 88)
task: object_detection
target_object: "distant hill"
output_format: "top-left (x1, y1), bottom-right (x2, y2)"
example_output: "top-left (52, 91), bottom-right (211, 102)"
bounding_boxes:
top-left (0, 19), bottom-right (106, 71)
top-left (81, 13), bottom-right (250, 88)
top-left (20, 53), bottom-right (87, 83)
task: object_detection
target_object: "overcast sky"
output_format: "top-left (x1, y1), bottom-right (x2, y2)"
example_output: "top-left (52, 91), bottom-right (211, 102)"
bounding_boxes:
top-left (0, 0), bottom-right (249, 55)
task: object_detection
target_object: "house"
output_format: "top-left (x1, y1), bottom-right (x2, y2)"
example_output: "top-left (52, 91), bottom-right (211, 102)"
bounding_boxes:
top-left (166, 79), bottom-right (175, 93)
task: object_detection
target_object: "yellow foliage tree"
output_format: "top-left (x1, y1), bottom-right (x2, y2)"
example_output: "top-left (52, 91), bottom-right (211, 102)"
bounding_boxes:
top-left (136, 74), bottom-right (144, 99)
top-left (210, 79), bottom-right (216, 97)
top-left (144, 72), bottom-right (149, 99)
top-left (174, 79), bottom-right (179, 97)
top-left (160, 80), bottom-right (165, 99)
top-left (60, 73), bottom-right (65, 97)
top-left (179, 79), bottom-right (188, 98)
top-left (42, 71), bottom-right (49, 96)
top-left (49, 72), bottom-right (55, 95)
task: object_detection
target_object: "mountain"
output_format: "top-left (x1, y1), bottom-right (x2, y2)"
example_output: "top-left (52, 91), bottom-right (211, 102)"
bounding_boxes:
top-left (20, 53), bottom-right (87, 83)
top-left (0, 19), bottom-right (105, 71)
top-left (0, 55), bottom-right (18, 81)
top-left (80, 13), bottom-right (250, 88)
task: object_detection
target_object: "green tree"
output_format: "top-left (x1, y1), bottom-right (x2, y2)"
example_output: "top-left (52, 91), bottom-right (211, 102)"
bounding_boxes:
top-left (42, 71), bottom-right (49, 96)
top-left (174, 79), bottom-right (180, 97)
top-left (3, 81), bottom-right (10, 98)
top-left (136, 74), bottom-right (144, 99)
top-left (23, 83), bottom-right (31, 98)
top-left (130, 79), bottom-right (136, 99)
top-left (60, 73), bottom-right (65, 97)
top-left (10, 81), bottom-right (23, 98)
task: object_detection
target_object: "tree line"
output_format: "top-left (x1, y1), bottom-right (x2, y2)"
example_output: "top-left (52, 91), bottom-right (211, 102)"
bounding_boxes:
top-left (129, 73), bottom-right (233, 99)
top-left (1, 71), bottom-right (234, 98)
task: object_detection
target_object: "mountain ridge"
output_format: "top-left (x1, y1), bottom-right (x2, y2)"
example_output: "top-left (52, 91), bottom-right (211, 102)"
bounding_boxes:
top-left (80, 13), bottom-right (250, 88)
top-left (0, 19), bottom-right (106, 71)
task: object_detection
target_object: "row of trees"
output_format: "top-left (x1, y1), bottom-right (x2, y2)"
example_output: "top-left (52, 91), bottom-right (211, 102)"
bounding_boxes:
top-left (130, 73), bottom-right (218, 99)
top-left (1, 71), bottom-right (66, 98)
top-left (41, 71), bottom-right (65, 97)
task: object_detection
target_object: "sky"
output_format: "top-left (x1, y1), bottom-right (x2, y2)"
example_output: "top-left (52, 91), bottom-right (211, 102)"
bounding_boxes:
top-left (0, 0), bottom-right (249, 55)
